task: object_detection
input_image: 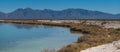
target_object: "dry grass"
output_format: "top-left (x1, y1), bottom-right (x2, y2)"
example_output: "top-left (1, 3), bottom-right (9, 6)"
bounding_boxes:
top-left (58, 23), bottom-right (120, 52)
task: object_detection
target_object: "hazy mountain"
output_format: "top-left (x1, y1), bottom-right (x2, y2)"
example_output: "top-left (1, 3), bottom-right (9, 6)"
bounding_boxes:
top-left (0, 8), bottom-right (119, 19)
top-left (116, 14), bottom-right (120, 17)
top-left (0, 12), bottom-right (6, 19)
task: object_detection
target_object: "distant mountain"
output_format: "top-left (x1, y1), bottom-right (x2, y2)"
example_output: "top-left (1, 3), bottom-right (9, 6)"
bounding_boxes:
top-left (116, 14), bottom-right (120, 17)
top-left (0, 12), bottom-right (6, 19)
top-left (0, 8), bottom-right (119, 19)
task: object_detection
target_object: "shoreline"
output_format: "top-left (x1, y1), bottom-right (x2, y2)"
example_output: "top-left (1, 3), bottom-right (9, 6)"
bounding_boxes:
top-left (0, 20), bottom-right (120, 52)
top-left (81, 40), bottom-right (120, 52)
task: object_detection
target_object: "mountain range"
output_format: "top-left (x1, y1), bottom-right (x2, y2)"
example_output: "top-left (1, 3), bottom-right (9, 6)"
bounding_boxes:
top-left (0, 8), bottom-right (119, 19)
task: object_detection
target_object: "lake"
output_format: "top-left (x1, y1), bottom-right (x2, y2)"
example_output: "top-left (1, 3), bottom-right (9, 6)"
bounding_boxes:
top-left (0, 23), bottom-right (82, 52)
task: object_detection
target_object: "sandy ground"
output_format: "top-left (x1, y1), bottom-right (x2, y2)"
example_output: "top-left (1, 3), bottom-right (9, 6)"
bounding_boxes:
top-left (103, 23), bottom-right (120, 29)
top-left (81, 40), bottom-right (120, 52)
top-left (81, 22), bottom-right (120, 52)
top-left (79, 21), bottom-right (120, 52)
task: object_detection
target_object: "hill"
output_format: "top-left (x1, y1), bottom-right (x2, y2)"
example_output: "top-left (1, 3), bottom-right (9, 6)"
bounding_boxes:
top-left (0, 8), bottom-right (119, 19)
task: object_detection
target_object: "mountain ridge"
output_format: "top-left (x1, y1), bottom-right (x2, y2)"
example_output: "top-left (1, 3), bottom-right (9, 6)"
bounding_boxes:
top-left (0, 8), bottom-right (119, 19)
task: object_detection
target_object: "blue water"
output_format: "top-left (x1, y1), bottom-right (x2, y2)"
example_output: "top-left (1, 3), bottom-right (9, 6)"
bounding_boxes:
top-left (0, 23), bottom-right (82, 52)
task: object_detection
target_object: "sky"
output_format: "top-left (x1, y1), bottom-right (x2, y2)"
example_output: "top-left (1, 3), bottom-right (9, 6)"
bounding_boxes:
top-left (0, 0), bottom-right (119, 14)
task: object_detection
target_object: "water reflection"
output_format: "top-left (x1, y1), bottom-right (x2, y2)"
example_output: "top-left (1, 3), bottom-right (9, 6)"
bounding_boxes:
top-left (0, 23), bottom-right (82, 52)
top-left (13, 24), bottom-right (82, 34)
top-left (70, 30), bottom-right (82, 34)
top-left (12, 24), bottom-right (39, 29)
top-left (0, 23), bottom-right (60, 30)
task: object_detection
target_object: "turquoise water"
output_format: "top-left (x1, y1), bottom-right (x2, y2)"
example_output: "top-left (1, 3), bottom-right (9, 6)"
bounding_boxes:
top-left (0, 23), bottom-right (82, 52)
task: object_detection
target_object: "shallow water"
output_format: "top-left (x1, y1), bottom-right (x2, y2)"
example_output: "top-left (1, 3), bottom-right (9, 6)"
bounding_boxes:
top-left (0, 23), bottom-right (82, 52)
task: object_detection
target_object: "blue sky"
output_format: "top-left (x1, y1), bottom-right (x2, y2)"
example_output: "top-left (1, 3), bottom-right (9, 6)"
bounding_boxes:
top-left (0, 0), bottom-right (119, 14)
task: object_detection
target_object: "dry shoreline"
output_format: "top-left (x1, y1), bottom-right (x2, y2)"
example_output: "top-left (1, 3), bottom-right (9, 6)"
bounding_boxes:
top-left (0, 20), bottom-right (120, 52)
top-left (81, 40), bottom-right (120, 52)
